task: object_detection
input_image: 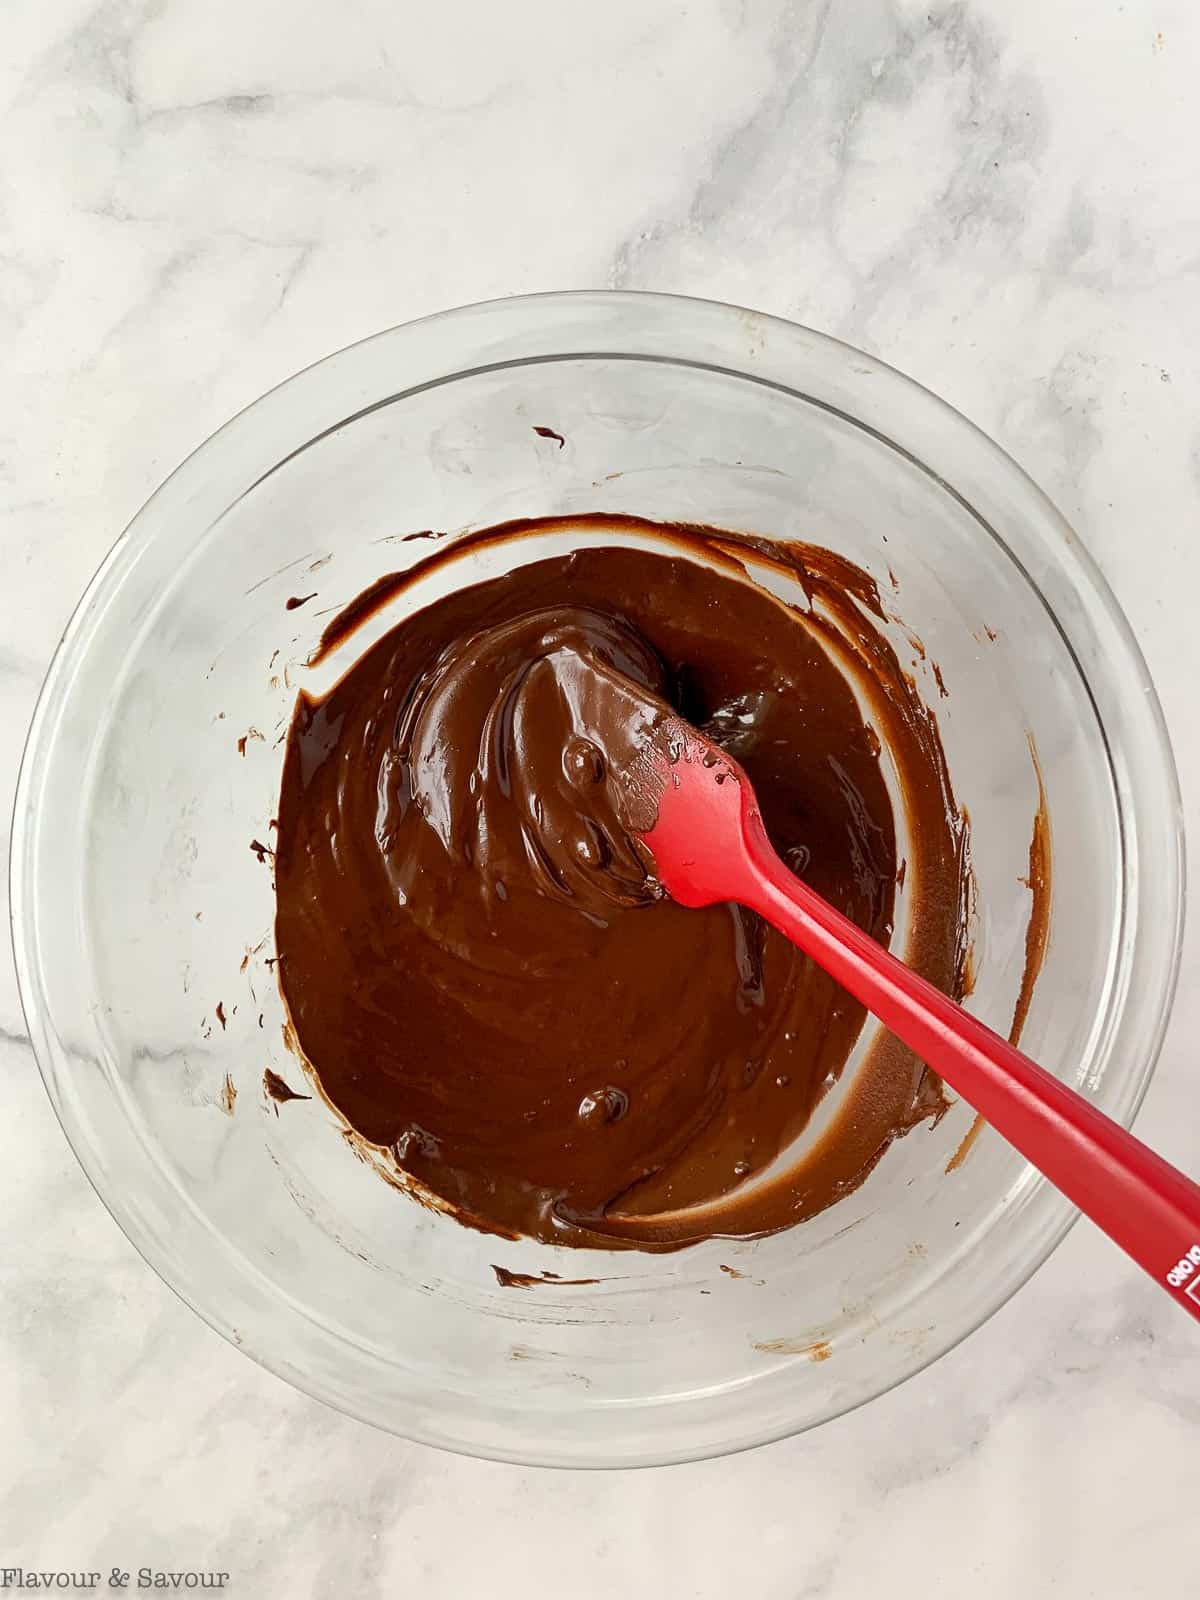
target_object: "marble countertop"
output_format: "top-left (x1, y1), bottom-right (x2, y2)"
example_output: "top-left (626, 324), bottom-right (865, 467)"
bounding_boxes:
top-left (3, 1), bottom-right (1198, 1593)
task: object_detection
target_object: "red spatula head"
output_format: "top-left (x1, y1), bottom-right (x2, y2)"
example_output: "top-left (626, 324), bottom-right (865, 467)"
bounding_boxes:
top-left (639, 723), bottom-right (765, 910)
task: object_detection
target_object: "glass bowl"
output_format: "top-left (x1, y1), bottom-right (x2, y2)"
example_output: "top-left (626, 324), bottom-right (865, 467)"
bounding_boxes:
top-left (11, 292), bottom-right (1183, 1467)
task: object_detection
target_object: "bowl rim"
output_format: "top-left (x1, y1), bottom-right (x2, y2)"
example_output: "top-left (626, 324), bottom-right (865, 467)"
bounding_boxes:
top-left (10, 289), bottom-right (1186, 1467)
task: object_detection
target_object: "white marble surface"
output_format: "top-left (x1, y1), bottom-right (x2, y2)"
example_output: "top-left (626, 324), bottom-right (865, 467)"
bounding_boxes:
top-left (3, 0), bottom-right (1199, 1592)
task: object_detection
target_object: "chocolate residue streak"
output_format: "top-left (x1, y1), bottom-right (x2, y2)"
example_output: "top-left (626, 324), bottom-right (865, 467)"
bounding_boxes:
top-left (240, 936), bottom-right (267, 973)
top-left (311, 570), bottom-right (421, 661)
top-left (263, 1068), bottom-right (310, 1106)
top-left (237, 727), bottom-right (265, 757)
top-left (719, 1264), bottom-right (746, 1279)
top-left (533, 426), bottom-right (566, 448)
top-left (754, 1336), bottom-right (833, 1360)
top-left (491, 1266), bottom-right (601, 1289)
top-left (1012, 737), bottom-right (1053, 1047)
top-left (214, 1001), bottom-right (227, 1031)
top-left (219, 1074), bottom-right (237, 1115)
top-left (947, 736), bottom-right (1052, 1174)
top-left (275, 515), bottom-right (973, 1249)
top-left (286, 593), bottom-right (317, 611)
top-left (249, 838), bottom-right (274, 864)
top-left (931, 661), bottom-right (948, 699)
top-left (946, 1113), bottom-right (985, 1174)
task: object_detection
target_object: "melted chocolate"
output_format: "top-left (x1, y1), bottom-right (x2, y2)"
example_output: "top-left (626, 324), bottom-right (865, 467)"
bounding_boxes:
top-left (274, 517), bottom-right (972, 1248)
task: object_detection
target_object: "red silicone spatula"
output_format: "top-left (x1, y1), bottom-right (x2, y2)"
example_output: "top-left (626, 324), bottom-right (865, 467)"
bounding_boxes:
top-left (640, 725), bottom-right (1200, 1322)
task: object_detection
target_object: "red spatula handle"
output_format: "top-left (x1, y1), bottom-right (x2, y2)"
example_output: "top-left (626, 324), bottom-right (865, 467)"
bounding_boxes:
top-left (733, 806), bottom-right (1200, 1322)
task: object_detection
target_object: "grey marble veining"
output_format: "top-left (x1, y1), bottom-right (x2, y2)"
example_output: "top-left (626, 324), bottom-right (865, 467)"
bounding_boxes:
top-left (3, 1), bottom-right (1199, 1594)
